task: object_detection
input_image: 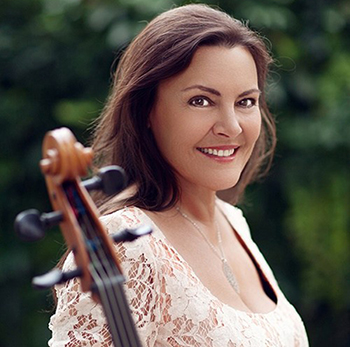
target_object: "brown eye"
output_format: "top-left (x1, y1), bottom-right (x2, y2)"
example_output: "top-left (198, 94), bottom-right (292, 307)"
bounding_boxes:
top-left (237, 98), bottom-right (257, 108)
top-left (189, 96), bottom-right (211, 107)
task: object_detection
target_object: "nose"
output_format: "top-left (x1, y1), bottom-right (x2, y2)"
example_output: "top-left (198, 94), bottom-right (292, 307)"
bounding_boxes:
top-left (212, 108), bottom-right (242, 138)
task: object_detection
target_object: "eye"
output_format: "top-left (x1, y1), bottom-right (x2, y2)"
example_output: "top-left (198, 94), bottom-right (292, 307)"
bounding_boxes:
top-left (237, 98), bottom-right (258, 108)
top-left (189, 96), bottom-right (212, 107)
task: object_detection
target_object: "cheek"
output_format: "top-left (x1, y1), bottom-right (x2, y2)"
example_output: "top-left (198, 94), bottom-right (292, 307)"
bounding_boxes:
top-left (150, 117), bottom-right (185, 164)
top-left (253, 117), bottom-right (262, 142)
top-left (244, 112), bottom-right (262, 145)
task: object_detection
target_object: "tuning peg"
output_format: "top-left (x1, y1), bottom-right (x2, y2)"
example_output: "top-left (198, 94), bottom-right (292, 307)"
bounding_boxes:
top-left (111, 225), bottom-right (152, 243)
top-left (14, 209), bottom-right (63, 242)
top-left (32, 268), bottom-right (83, 290)
top-left (83, 165), bottom-right (127, 195)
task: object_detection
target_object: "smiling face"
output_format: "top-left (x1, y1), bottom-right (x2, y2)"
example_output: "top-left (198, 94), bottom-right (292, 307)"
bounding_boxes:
top-left (149, 45), bottom-right (261, 194)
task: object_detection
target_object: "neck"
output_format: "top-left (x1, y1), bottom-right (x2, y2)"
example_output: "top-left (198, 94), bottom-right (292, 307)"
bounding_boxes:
top-left (177, 185), bottom-right (218, 224)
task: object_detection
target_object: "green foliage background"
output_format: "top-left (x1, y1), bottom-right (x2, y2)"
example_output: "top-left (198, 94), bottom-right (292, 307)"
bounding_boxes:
top-left (1, 0), bottom-right (349, 346)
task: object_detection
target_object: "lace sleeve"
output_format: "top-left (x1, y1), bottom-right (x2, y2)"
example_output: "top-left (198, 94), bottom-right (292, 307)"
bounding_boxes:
top-left (48, 209), bottom-right (161, 347)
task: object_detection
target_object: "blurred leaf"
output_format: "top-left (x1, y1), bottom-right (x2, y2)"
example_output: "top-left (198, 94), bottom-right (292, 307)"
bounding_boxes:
top-left (285, 170), bottom-right (350, 309)
top-left (53, 99), bottom-right (100, 127)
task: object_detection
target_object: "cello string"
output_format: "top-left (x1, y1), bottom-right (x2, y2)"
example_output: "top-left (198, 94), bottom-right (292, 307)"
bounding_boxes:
top-left (78, 209), bottom-right (140, 346)
top-left (68, 183), bottom-right (131, 346)
top-left (81, 217), bottom-right (139, 347)
top-left (81, 220), bottom-right (130, 347)
top-left (64, 183), bottom-right (127, 346)
top-left (66, 182), bottom-right (141, 347)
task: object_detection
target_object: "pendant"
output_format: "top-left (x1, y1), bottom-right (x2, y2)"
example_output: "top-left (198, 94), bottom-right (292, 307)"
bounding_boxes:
top-left (222, 260), bottom-right (240, 293)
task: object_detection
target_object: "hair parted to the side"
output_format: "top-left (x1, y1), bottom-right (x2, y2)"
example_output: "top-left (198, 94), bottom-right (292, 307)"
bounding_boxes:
top-left (91, 3), bottom-right (276, 215)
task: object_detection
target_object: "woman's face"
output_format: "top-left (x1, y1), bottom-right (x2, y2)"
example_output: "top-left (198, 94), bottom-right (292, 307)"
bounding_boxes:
top-left (149, 45), bottom-right (261, 193)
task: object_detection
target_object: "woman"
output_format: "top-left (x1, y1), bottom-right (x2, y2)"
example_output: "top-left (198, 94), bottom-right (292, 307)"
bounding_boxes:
top-left (49, 4), bottom-right (308, 346)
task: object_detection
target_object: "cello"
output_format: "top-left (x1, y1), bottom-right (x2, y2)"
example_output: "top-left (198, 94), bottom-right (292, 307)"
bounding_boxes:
top-left (15, 127), bottom-right (151, 347)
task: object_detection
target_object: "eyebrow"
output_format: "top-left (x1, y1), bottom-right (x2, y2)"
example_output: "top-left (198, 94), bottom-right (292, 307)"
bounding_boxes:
top-left (182, 85), bottom-right (221, 96)
top-left (181, 85), bottom-right (261, 97)
top-left (239, 88), bottom-right (261, 97)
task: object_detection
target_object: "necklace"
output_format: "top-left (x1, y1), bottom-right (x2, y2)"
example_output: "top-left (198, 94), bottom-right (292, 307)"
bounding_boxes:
top-left (176, 207), bottom-right (240, 294)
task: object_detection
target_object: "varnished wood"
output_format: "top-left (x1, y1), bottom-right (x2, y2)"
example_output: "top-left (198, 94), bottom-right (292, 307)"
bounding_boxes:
top-left (39, 127), bottom-right (142, 347)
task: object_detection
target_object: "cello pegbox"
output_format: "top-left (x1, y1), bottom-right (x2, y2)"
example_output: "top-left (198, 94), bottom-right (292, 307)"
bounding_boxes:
top-left (39, 128), bottom-right (93, 184)
top-left (40, 149), bottom-right (59, 176)
top-left (83, 166), bottom-right (127, 195)
top-left (32, 267), bottom-right (83, 289)
top-left (14, 209), bottom-right (63, 242)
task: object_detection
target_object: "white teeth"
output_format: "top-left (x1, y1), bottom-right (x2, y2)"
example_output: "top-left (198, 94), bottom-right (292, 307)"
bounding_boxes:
top-left (199, 148), bottom-right (236, 157)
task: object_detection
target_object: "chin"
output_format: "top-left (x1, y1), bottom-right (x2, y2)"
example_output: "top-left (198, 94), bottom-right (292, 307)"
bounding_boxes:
top-left (207, 177), bottom-right (241, 192)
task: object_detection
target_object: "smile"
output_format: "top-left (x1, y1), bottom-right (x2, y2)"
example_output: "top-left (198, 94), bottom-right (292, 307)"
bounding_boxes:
top-left (197, 147), bottom-right (237, 157)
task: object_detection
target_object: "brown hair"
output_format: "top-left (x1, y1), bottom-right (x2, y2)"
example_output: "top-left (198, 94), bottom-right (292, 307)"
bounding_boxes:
top-left (92, 4), bottom-right (276, 214)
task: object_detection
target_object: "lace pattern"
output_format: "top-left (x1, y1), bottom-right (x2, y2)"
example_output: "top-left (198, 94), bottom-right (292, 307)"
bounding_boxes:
top-left (48, 201), bottom-right (308, 346)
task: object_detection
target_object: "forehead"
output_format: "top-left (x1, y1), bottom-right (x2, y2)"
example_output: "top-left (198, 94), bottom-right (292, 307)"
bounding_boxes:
top-left (159, 45), bottom-right (258, 94)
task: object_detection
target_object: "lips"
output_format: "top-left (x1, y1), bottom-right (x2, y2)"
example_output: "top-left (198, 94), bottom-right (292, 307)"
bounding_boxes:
top-left (197, 146), bottom-right (238, 158)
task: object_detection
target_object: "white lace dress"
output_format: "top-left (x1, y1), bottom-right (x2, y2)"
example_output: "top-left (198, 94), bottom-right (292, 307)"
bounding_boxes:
top-left (48, 200), bottom-right (309, 347)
